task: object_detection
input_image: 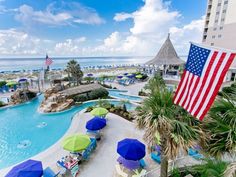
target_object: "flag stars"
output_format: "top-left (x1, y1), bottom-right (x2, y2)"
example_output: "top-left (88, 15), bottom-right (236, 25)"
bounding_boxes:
top-left (186, 44), bottom-right (211, 76)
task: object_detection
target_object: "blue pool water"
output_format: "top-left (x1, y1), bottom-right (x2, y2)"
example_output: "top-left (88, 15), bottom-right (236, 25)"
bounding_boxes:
top-left (0, 96), bottom-right (136, 169)
top-left (108, 89), bottom-right (143, 102)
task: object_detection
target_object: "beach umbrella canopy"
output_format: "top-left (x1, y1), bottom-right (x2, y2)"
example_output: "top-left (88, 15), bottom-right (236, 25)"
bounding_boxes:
top-left (62, 134), bottom-right (91, 152)
top-left (6, 81), bottom-right (17, 86)
top-left (5, 159), bottom-right (43, 177)
top-left (124, 73), bottom-right (129, 75)
top-left (117, 138), bottom-right (146, 161)
top-left (91, 107), bottom-right (108, 117)
top-left (18, 78), bottom-right (27, 83)
top-left (86, 117), bottom-right (106, 131)
top-left (117, 75), bottom-right (123, 79)
top-left (87, 73), bottom-right (93, 77)
top-left (117, 156), bottom-right (140, 170)
top-left (135, 75), bottom-right (143, 79)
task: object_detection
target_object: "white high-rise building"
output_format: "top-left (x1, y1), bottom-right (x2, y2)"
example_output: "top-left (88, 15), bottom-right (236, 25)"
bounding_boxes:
top-left (202, 0), bottom-right (236, 82)
top-left (202, 0), bottom-right (236, 48)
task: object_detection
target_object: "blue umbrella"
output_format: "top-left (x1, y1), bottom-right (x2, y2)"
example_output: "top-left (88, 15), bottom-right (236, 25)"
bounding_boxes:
top-left (86, 117), bottom-right (107, 131)
top-left (87, 73), bottom-right (93, 77)
top-left (117, 75), bottom-right (123, 79)
top-left (18, 78), bottom-right (27, 83)
top-left (5, 159), bottom-right (43, 177)
top-left (117, 138), bottom-right (146, 161)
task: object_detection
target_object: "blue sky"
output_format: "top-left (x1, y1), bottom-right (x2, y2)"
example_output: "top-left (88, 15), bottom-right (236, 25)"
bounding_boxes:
top-left (0, 0), bottom-right (207, 56)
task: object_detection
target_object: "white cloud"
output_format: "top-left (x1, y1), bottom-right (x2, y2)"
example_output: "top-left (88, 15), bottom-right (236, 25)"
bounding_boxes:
top-left (0, 29), bottom-right (45, 55)
top-left (107, 0), bottom-right (204, 55)
top-left (54, 37), bottom-right (86, 55)
top-left (0, 0), bottom-right (204, 56)
top-left (113, 13), bottom-right (133, 22)
top-left (15, 2), bottom-right (105, 26)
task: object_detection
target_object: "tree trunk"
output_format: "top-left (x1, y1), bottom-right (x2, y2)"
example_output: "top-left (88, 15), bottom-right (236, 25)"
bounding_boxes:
top-left (160, 133), bottom-right (168, 177)
top-left (160, 155), bottom-right (168, 177)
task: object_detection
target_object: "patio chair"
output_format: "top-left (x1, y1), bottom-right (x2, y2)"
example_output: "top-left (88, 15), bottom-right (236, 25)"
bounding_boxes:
top-left (115, 164), bottom-right (128, 177)
top-left (139, 159), bottom-right (147, 168)
top-left (188, 148), bottom-right (204, 160)
top-left (43, 167), bottom-right (61, 177)
top-left (151, 152), bottom-right (161, 164)
top-left (71, 164), bottom-right (79, 177)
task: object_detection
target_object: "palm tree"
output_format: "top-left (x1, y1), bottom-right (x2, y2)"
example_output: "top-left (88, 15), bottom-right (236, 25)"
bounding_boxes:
top-left (191, 159), bottom-right (227, 177)
top-left (65, 60), bottom-right (83, 86)
top-left (202, 92), bottom-right (236, 159)
top-left (224, 162), bottom-right (236, 177)
top-left (134, 77), bottom-right (202, 177)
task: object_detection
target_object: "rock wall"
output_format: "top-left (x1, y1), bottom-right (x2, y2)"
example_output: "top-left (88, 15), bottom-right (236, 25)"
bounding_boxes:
top-left (39, 85), bottom-right (75, 113)
top-left (10, 90), bottom-right (37, 105)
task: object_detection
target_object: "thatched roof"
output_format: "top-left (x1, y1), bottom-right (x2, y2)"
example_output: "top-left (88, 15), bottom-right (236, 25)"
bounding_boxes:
top-left (60, 83), bottom-right (103, 97)
top-left (146, 34), bottom-right (185, 66)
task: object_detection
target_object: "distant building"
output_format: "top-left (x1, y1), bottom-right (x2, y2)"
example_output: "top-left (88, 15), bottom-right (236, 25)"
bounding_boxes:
top-left (202, 0), bottom-right (236, 48)
top-left (202, 0), bottom-right (236, 82)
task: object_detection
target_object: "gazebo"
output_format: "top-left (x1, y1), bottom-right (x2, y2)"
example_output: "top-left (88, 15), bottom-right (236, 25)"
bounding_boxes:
top-left (145, 34), bottom-right (185, 76)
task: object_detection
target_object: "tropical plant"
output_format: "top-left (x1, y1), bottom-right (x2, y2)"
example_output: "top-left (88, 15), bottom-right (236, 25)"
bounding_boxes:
top-left (65, 60), bottom-right (83, 86)
top-left (224, 162), bottom-right (236, 177)
top-left (202, 93), bottom-right (236, 158)
top-left (0, 81), bottom-right (6, 87)
top-left (83, 76), bottom-right (94, 84)
top-left (95, 99), bottom-right (111, 108)
top-left (134, 82), bottom-right (202, 177)
top-left (144, 73), bottom-right (165, 93)
top-left (0, 101), bottom-right (5, 107)
top-left (191, 159), bottom-right (227, 177)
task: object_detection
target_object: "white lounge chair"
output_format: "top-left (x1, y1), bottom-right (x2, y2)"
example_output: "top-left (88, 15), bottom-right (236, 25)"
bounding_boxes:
top-left (115, 164), bottom-right (128, 177)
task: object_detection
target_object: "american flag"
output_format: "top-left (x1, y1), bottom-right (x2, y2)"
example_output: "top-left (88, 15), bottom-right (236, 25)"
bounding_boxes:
top-left (173, 43), bottom-right (236, 120)
top-left (45, 54), bottom-right (53, 66)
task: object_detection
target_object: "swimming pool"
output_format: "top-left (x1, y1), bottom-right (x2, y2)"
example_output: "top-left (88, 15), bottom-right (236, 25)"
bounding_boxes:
top-left (108, 89), bottom-right (143, 102)
top-left (0, 95), bottom-right (136, 169)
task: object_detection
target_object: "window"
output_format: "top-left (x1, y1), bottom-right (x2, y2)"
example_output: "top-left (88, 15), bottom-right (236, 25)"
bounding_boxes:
top-left (212, 35), bottom-right (216, 39)
top-left (211, 43), bottom-right (214, 46)
top-left (220, 26), bottom-right (224, 30)
top-left (224, 1), bottom-right (228, 5)
top-left (221, 18), bottom-right (225, 22)
top-left (216, 11), bottom-right (220, 15)
top-left (218, 34), bottom-right (222, 38)
top-left (215, 20), bottom-right (218, 23)
top-left (222, 9), bottom-right (227, 13)
top-left (218, 3), bottom-right (221, 6)
top-left (213, 27), bottom-right (217, 31)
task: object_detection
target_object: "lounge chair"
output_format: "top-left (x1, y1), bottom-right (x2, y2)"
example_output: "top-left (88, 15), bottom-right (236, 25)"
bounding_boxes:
top-left (43, 167), bottom-right (60, 177)
top-left (132, 169), bottom-right (147, 177)
top-left (115, 164), bottom-right (128, 177)
top-left (139, 159), bottom-right (147, 168)
top-left (188, 148), bottom-right (204, 160)
top-left (71, 164), bottom-right (79, 177)
top-left (151, 152), bottom-right (161, 164)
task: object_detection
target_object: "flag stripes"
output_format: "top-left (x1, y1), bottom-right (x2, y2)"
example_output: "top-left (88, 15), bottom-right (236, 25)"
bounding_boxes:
top-left (174, 43), bottom-right (236, 120)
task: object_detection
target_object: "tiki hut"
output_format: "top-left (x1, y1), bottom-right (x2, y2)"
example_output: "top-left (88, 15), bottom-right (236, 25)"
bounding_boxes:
top-left (146, 34), bottom-right (185, 66)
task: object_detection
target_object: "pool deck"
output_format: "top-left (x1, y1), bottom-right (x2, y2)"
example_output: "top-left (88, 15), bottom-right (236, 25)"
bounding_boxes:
top-left (0, 82), bottom-right (201, 177)
top-left (0, 110), bottom-right (200, 177)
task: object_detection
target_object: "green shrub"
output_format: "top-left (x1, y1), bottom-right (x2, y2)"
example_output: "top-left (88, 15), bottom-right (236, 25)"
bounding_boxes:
top-left (74, 94), bottom-right (88, 102)
top-left (88, 88), bottom-right (109, 100)
top-left (26, 92), bottom-right (37, 99)
top-left (170, 168), bottom-right (181, 177)
top-left (0, 101), bottom-right (5, 107)
top-left (0, 81), bottom-right (6, 87)
top-left (222, 86), bottom-right (235, 94)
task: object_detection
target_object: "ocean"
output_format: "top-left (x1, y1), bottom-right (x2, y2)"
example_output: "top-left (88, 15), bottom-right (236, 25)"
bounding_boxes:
top-left (0, 56), bottom-right (152, 72)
